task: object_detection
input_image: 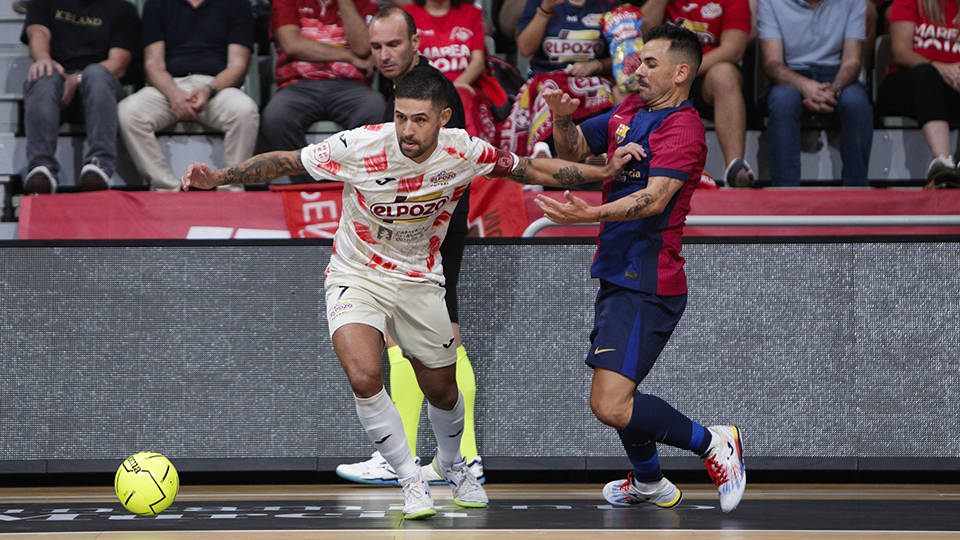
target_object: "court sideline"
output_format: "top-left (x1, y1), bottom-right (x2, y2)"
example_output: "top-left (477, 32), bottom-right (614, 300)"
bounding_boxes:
top-left (2, 483), bottom-right (960, 539)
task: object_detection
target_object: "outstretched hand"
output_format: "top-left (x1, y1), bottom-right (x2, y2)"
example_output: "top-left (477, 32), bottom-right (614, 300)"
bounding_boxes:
top-left (534, 191), bottom-right (596, 225)
top-left (542, 88), bottom-right (581, 118)
top-left (603, 142), bottom-right (646, 178)
top-left (180, 162), bottom-right (222, 190)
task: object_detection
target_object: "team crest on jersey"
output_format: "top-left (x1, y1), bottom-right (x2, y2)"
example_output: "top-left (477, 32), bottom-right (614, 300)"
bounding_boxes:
top-left (700, 3), bottom-right (722, 19)
top-left (450, 26), bottom-right (474, 42)
top-left (582, 13), bottom-right (602, 28)
top-left (313, 140), bottom-right (341, 175)
top-left (615, 124), bottom-right (630, 144)
top-left (370, 192), bottom-right (450, 223)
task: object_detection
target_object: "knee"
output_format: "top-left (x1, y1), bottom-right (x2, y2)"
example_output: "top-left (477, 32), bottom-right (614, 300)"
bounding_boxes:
top-left (703, 62), bottom-right (743, 93)
top-left (838, 85), bottom-right (873, 118)
top-left (260, 100), bottom-right (300, 136)
top-left (589, 395), bottom-right (630, 430)
top-left (767, 85), bottom-right (803, 116)
top-left (117, 97), bottom-right (142, 126)
top-left (80, 63), bottom-right (116, 89)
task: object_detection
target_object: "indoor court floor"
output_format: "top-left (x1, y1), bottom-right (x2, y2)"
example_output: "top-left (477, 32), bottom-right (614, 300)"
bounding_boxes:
top-left (2, 483), bottom-right (960, 539)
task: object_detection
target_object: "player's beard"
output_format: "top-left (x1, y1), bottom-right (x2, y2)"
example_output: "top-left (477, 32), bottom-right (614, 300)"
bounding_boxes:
top-left (399, 132), bottom-right (437, 160)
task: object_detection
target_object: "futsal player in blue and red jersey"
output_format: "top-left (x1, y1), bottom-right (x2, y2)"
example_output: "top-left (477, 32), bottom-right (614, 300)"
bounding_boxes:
top-left (537, 24), bottom-right (746, 513)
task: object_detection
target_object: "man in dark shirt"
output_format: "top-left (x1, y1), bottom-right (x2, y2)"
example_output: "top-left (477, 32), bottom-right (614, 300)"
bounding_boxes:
top-left (118, 0), bottom-right (259, 191)
top-left (20, 0), bottom-right (139, 194)
top-left (334, 5), bottom-right (485, 488)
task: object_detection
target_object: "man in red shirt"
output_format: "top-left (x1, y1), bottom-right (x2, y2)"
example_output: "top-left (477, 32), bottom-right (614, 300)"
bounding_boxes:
top-left (642, 0), bottom-right (755, 188)
top-left (260, 0), bottom-right (386, 184)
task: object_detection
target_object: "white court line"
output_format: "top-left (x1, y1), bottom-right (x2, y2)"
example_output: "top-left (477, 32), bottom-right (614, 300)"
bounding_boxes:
top-left (2, 529), bottom-right (960, 536)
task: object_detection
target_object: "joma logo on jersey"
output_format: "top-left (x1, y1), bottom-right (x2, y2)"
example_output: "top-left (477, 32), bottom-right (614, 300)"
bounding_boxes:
top-left (615, 124), bottom-right (630, 144)
top-left (370, 193), bottom-right (450, 223)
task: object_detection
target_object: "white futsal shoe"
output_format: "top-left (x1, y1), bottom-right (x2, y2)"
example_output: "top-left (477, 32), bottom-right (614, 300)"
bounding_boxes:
top-left (422, 455), bottom-right (486, 485)
top-left (602, 472), bottom-right (683, 508)
top-left (336, 451), bottom-right (404, 485)
top-left (701, 425), bottom-right (746, 513)
top-left (399, 469), bottom-right (436, 520)
top-left (432, 456), bottom-right (488, 508)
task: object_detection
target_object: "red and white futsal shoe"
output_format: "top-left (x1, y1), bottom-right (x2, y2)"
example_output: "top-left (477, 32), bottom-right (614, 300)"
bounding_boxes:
top-left (602, 471), bottom-right (683, 508)
top-left (701, 425), bottom-right (746, 513)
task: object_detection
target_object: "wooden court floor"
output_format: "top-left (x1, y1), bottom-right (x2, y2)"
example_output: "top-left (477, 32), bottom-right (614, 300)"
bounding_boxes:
top-left (2, 483), bottom-right (960, 539)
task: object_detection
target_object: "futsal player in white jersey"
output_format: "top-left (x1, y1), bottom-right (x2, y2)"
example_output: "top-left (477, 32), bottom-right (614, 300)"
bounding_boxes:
top-left (181, 68), bottom-right (643, 520)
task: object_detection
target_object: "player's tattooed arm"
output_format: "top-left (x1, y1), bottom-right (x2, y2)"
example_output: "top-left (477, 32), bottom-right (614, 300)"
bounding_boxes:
top-left (181, 151), bottom-right (306, 190)
top-left (534, 175), bottom-right (683, 225)
top-left (506, 143), bottom-right (646, 187)
top-left (553, 115), bottom-right (592, 162)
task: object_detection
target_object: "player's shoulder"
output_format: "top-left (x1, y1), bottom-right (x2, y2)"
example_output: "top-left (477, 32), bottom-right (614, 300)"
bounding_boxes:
top-left (664, 105), bottom-right (706, 134)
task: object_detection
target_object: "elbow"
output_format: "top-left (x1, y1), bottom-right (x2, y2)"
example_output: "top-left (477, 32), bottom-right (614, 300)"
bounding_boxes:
top-left (517, 39), bottom-right (538, 58)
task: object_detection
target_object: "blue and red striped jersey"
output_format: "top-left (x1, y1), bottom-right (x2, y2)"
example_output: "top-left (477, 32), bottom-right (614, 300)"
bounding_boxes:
top-left (579, 93), bottom-right (706, 295)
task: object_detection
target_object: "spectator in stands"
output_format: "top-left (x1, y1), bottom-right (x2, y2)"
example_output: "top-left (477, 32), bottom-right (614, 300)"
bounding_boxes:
top-left (118, 0), bottom-right (260, 192)
top-left (501, 0), bottom-right (616, 156)
top-left (260, 0), bottom-right (385, 184)
top-left (404, 0), bottom-right (505, 143)
top-left (642, 0), bottom-right (756, 188)
top-left (758, 0), bottom-right (873, 187)
top-left (19, 0), bottom-right (139, 194)
top-left (877, 0), bottom-right (960, 188)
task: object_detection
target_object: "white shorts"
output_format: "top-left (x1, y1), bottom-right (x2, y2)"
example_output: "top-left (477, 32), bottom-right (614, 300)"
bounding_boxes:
top-left (324, 271), bottom-right (457, 369)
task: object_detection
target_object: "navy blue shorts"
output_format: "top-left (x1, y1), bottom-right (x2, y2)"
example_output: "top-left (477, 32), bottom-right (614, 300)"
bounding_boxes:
top-left (585, 280), bottom-right (687, 383)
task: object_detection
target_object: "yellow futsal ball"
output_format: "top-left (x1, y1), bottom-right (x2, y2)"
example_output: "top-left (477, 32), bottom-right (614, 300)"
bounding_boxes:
top-left (115, 452), bottom-right (179, 515)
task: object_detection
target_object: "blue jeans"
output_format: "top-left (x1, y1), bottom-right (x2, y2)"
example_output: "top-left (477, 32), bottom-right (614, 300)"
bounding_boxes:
top-left (22, 63), bottom-right (125, 180)
top-left (763, 66), bottom-right (873, 186)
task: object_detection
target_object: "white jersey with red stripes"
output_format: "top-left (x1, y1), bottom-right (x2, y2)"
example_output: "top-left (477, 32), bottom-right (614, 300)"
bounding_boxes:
top-left (301, 123), bottom-right (517, 284)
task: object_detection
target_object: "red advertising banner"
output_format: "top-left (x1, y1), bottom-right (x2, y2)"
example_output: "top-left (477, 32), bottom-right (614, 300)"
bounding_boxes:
top-left (18, 191), bottom-right (291, 240)
top-left (273, 183), bottom-right (345, 239)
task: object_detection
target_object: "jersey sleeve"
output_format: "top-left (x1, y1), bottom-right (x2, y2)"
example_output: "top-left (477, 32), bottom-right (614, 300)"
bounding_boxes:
top-left (887, 0), bottom-right (919, 24)
top-left (579, 108), bottom-right (616, 157)
top-left (722, 0), bottom-right (752, 35)
top-left (463, 134), bottom-right (518, 177)
top-left (467, 5), bottom-right (486, 52)
top-left (301, 131), bottom-right (359, 183)
top-left (270, 0), bottom-right (299, 34)
top-left (647, 109), bottom-right (706, 182)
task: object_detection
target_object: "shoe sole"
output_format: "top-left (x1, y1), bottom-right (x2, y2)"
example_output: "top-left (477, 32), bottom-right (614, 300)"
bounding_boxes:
top-left (653, 488), bottom-right (683, 508)
top-left (335, 470), bottom-right (400, 486)
top-left (453, 499), bottom-right (488, 508)
top-left (403, 508), bottom-right (436, 520)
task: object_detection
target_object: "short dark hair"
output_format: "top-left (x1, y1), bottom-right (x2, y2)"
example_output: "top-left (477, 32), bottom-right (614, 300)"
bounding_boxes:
top-left (646, 24), bottom-right (703, 74)
top-left (414, 0), bottom-right (463, 7)
top-left (394, 67), bottom-right (449, 112)
top-left (372, 5), bottom-right (417, 39)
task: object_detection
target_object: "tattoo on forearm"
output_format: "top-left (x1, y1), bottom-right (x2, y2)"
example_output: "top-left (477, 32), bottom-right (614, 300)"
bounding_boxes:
top-left (554, 115), bottom-right (585, 160)
top-left (222, 152), bottom-right (305, 185)
top-left (553, 165), bottom-right (586, 186)
top-left (507, 157), bottom-right (532, 184)
top-left (599, 192), bottom-right (652, 221)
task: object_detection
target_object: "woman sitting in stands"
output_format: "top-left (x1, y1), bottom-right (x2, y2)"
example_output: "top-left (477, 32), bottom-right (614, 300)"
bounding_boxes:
top-left (404, 0), bottom-right (505, 144)
top-left (877, 0), bottom-right (960, 188)
top-left (500, 0), bottom-right (617, 157)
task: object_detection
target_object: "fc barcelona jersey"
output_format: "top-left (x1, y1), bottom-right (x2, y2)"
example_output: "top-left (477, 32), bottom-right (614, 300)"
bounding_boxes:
top-left (579, 94), bottom-right (706, 295)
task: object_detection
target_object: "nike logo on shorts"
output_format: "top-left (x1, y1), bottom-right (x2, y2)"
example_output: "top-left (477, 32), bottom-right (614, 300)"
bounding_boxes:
top-left (375, 434), bottom-right (391, 444)
top-left (594, 348), bottom-right (616, 354)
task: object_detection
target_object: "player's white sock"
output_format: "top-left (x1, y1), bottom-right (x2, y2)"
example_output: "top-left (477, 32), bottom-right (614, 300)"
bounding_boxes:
top-left (427, 391), bottom-right (465, 470)
top-left (355, 388), bottom-right (418, 478)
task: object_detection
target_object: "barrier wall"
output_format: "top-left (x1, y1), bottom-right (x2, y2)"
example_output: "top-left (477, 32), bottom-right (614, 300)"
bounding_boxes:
top-left (1, 238), bottom-right (959, 474)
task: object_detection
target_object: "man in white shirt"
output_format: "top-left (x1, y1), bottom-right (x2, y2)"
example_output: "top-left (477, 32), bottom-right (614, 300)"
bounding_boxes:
top-left (181, 67), bottom-right (641, 520)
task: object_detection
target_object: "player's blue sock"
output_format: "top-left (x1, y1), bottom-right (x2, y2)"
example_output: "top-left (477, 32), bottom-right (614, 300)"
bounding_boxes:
top-left (628, 393), bottom-right (712, 455)
top-left (617, 429), bottom-right (662, 483)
